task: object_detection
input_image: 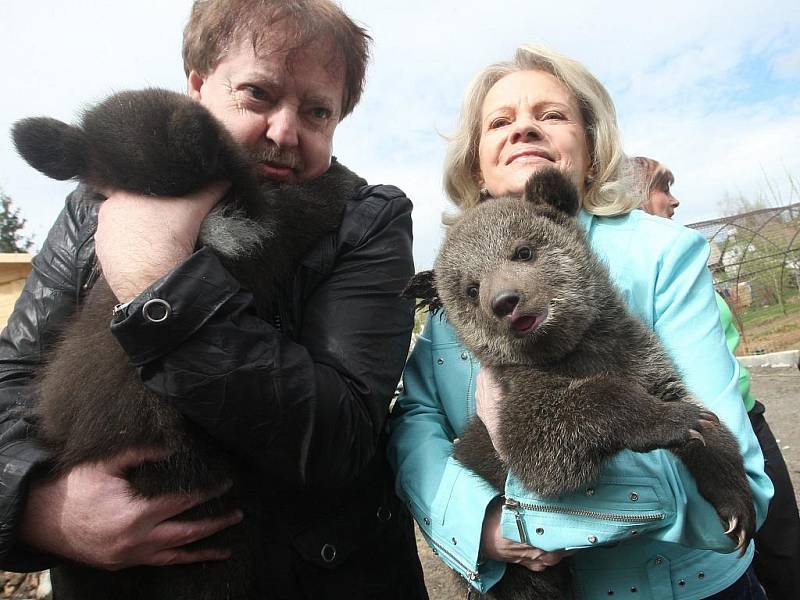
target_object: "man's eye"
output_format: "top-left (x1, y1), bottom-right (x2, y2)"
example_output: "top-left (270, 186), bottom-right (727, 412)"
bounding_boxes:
top-left (311, 107), bottom-right (332, 120)
top-left (244, 86), bottom-right (269, 101)
top-left (466, 284), bottom-right (480, 300)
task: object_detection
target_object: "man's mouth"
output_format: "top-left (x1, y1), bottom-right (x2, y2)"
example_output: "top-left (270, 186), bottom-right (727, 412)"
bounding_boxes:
top-left (259, 161), bottom-right (296, 181)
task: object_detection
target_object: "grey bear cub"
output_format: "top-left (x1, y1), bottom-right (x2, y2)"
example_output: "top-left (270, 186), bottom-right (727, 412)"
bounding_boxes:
top-left (12, 89), bottom-right (364, 600)
top-left (405, 169), bottom-right (755, 600)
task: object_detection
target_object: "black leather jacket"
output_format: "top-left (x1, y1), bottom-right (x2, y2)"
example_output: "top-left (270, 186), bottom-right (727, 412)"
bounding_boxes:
top-left (0, 175), bottom-right (426, 598)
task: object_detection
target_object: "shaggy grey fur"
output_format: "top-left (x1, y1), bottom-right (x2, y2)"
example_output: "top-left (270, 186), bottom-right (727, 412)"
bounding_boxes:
top-left (406, 169), bottom-right (755, 600)
top-left (12, 88), bottom-right (363, 600)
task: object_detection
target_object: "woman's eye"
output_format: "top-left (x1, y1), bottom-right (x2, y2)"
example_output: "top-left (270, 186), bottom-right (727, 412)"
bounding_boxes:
top-left (489, 117), bottom-right (510, 129)
top-left (514, 246), bottom-right (533, 261)
top-left (466, 284), bottom-right (480, 300)
top-left (541, 111), bottom-right (563, 120)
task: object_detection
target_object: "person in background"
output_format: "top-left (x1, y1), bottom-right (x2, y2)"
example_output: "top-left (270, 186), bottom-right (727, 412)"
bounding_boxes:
top-left (633, 155), bottom-right (800, 599)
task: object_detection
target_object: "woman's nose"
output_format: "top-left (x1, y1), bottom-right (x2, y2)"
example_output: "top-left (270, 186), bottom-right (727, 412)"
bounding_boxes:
top-left (510, 118), bottom-right (542, 144)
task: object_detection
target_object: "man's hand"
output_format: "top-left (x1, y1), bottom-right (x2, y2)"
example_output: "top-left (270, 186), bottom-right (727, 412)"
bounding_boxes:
top-left (19, 448), bottom-right (241, 570)
top-left (475, 368), bottom-right (505, 458)
top-left (480, 498), bottom-right (574, 572)
top-left (95, 182), bottom-right (229, 303)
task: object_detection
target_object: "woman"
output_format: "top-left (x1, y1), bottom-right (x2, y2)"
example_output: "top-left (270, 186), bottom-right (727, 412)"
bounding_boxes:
top-left (388, 45), bottom-right (773, 598)
top-left (633, 156), bottom-right (800, 600)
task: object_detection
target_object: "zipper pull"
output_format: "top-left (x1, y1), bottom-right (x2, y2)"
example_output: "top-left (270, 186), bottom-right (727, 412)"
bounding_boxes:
top-left (504, 497), bottom-right (528, 544)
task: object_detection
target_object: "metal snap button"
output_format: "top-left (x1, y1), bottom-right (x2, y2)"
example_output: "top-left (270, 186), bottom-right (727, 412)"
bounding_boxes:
top-left (376, 506), bottom-right (392, 522)
top-left (423, 517), bottom-right (431, 526)
top-left (698, 572), bottom-right (705, 579)
top-left (535, 527), bottom-right (544, 535)
top-left (678, 579), bottom-right (686, 587)
top-left (436, 357), bottom-right (444, 365)
top-left (320, 543), bottom-right (336, 563)
top-left (629, 492), bottom-right (639, 502)
top-left (585, 488), bottom-right (595, 496)
top-left (588, 535), bottom-right (598, 544)
top-left (460, 352), bottom-right (468, 360)
top-left (142, 298), bottom-right (171, 323)
top-left (451, 537), bottom-right (458, 545)
top-left (655, 556), bottom-right (663, 565)
top-left (630, 587), bottom-right (638, 593)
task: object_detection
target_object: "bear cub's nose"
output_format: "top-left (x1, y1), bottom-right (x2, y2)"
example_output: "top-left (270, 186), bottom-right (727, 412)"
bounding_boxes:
top-left (491, 291), bottom-right (520, 318)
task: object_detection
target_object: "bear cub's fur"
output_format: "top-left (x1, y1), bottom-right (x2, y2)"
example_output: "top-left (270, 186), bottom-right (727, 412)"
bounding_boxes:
top-left (406, 170), bottom-right (755, 600)
top-left (12, 89), bottom-right (363, 600)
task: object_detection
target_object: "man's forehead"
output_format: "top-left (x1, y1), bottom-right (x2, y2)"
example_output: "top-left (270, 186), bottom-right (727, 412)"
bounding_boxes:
top-left (228, 33), bottom-right (344, 90)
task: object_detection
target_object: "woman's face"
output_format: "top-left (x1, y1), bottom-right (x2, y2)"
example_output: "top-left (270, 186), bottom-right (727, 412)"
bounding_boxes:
top-left (477, 70), bottom-right (591, 199)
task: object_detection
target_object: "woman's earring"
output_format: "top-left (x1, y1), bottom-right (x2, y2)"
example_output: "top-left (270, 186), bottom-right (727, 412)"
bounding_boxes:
top-left (479, 187), bottom-right (491, 201)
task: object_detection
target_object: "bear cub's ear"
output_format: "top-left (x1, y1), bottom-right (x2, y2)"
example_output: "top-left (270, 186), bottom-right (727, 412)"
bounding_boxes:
top-left (12, 118), bottom-right (88, 182)
top-left (522, 168), bottom-right (581, 217)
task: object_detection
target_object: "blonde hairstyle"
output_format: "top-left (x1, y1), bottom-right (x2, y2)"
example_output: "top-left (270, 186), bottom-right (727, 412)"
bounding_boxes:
top-left (182, 0), bottom-right (371, 119)
top-left (629, 156), bottom-right (675, 206)
top-left (443, 44), bottom-right (638, 221)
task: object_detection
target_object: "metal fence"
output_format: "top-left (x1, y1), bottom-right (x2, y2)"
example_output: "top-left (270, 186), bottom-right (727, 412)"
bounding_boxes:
top-left (686, 202), bottom-right (800, 355)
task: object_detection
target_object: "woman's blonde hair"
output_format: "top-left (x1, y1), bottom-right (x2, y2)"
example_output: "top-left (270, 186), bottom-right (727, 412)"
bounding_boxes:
top-left (443, 44), bottom-right (638, 221)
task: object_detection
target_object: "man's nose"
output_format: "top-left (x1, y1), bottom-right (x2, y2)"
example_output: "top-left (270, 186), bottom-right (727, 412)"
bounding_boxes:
top-left (266, 106), bottom-right (299, 148)
top-left (509, 117), bottom-right (542, 144)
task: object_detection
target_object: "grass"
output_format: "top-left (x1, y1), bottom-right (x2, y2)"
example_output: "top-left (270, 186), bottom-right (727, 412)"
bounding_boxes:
top-left (737, 296), bottom-right (800, 329)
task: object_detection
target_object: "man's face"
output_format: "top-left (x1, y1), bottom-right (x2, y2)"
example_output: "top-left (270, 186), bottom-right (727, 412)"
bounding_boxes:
top-left (188, 34), bottom-right (345, 183)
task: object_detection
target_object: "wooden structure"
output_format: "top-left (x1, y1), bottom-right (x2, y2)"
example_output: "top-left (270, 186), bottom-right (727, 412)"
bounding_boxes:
top-left (0, 254), bottom-right (32, 329)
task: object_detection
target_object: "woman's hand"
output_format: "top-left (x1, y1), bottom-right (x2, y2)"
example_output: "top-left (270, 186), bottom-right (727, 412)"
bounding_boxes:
top-left (475, 368), bottom-right (505, 458)
top-left (95, 181), bottom-right (229, 303)
top-left (480, 498), bottom-right (575, 572)
top-left (19, 448), bottom-right (241, 570)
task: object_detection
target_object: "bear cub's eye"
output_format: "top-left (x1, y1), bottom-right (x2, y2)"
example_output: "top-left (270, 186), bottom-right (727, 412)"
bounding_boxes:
top-left (466, 284), bottom-right (480, 301)
top-left (514, 246), bottom-right (533, 261)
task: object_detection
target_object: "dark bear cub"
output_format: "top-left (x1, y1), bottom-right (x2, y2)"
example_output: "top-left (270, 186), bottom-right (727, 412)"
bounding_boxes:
top-left (12, 89), bottom-right (363, 600)
top-left (406, 169), bottom-right (755, 600)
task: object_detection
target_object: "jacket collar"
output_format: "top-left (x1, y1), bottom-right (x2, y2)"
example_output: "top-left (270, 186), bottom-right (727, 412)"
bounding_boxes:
top-left (578, 208), bottom-right (594, 235)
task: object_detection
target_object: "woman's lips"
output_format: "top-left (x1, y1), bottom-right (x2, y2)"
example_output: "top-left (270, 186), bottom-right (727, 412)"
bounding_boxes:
top-left (507, 150), bottom-right (553, 165)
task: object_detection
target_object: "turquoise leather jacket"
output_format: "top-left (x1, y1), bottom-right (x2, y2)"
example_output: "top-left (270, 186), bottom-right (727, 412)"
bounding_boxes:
top-left (388, 209), bottom-right (773, 599)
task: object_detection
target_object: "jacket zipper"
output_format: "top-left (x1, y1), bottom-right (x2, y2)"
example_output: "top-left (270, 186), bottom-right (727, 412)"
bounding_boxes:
top-left (420, 530), bottom-right (480, 583)
top-left (504, 497), bottom-right (666, 524)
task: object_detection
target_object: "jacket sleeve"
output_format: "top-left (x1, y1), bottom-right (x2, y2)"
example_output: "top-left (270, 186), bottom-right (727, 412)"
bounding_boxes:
top-left (0, 189), bottom-right (96, 570)
top-left (110, 187), bottom-right (415, 489)
top-left (388, 316), bottom-right (505, 593)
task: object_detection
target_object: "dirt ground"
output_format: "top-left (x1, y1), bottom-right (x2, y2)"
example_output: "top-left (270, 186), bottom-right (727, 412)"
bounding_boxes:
top-left (414, 366), bottom-right (800, 599)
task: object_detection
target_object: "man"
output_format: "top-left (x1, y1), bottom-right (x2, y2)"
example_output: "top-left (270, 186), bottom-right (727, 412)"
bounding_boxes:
top-left (0, 1), bottom-right (427, 598)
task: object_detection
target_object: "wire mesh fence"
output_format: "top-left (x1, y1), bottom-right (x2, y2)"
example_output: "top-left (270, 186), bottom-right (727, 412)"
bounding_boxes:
top-left (687, 202), bottom-right (800, 355)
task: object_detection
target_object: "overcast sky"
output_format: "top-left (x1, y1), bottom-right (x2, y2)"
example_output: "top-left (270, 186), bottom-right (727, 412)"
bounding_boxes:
top-left (1, 1), bottom-right (798, 268)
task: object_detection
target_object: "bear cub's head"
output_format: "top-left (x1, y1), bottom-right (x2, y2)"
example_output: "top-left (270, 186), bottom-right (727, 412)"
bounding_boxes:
top-left (409, 169), bottom-right (615, 367)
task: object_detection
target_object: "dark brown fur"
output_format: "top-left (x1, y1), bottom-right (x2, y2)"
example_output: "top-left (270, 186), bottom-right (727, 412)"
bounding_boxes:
top-left (406, 170), bottom-right (755, 600)
top-left (13, 89), bottom-right (362, 599)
